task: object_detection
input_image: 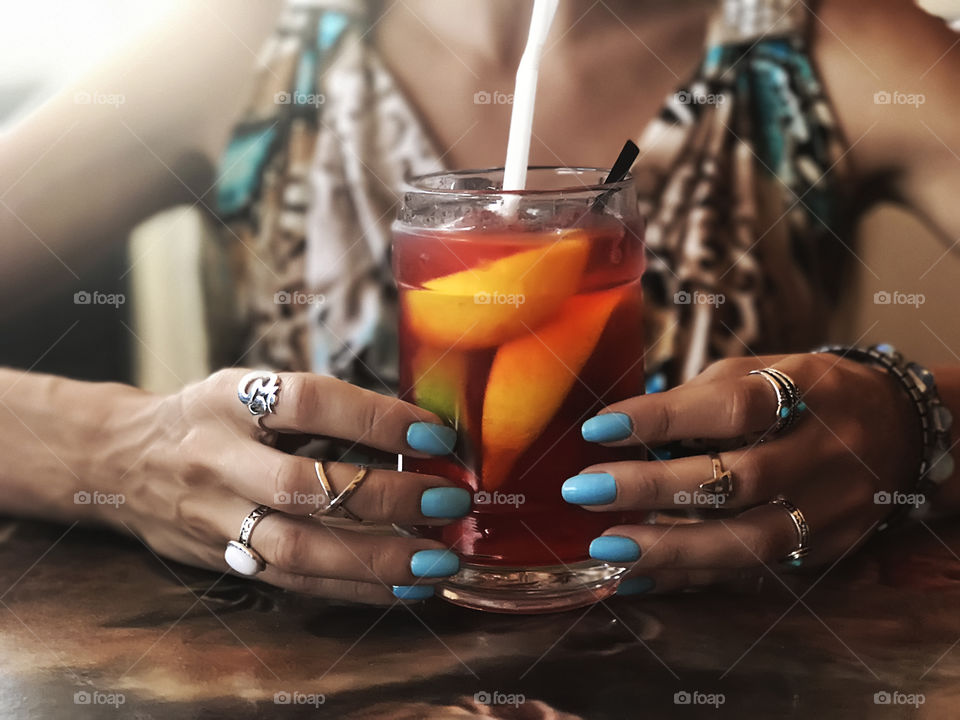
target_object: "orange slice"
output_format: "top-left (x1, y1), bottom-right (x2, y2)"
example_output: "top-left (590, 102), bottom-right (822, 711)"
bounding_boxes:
top-left (480, 288), bottom-right (625, 490)
top-left (404, 232), bottom-right (589, 349)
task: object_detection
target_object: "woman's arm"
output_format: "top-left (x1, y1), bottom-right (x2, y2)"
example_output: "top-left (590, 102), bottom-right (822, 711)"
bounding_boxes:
top-left (0, 366), bottom-right (471, 604)
top-left (0, 369), bottom-right (143, 524)
top-left (0, 0), bottom-right (282, 319)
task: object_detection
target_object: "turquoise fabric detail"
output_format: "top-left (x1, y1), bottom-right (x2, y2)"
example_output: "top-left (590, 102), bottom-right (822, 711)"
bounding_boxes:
top-left (318, 11), bottom-right (349, 51)
top-left (704, 44), bottom-right (723, 74)
top-left (214, 8), bottom-right (355, 218)
top-left (215, 125), bottom-right (278, 216)
top-left (295, 49), bottom-right (317, 98)
top-left (761, 38), bottom-right (793, 61)
top-left (750, 57), bottom-right (789, 178)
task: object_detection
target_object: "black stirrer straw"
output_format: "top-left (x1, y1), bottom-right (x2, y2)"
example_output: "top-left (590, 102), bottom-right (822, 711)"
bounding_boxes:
top-left (592, 139), bottom-right (639, 211)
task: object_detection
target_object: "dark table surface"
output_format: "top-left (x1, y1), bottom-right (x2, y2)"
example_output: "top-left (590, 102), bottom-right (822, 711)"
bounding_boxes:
top-left (2, 516), bottom-right (960, 719)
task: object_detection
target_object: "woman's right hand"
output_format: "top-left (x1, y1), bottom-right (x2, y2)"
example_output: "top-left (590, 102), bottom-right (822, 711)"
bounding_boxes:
top-left (91, 369), bottom-right (469, 604)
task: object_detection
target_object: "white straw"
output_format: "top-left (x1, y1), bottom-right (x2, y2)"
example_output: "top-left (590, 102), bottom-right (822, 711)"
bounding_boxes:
top-left (502, 0), bottom-right (559, 197)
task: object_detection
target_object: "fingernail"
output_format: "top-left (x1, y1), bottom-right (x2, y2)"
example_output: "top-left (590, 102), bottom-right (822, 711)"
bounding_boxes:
top-left (410, 549), bottom-right (460, 578)
top-left (617, 576), bottom-right (655, 595)
top-left (392, 584), bottom-right (435, 600)
top-left (589, 535), bottom-right (641, 562)
top-left (581, 413), bottom-right (632, 443)
top-left (406, 422), bottom-right (457, 455)
top-left (561, 473), bottom-right (617, 505)
top-left (421, 487), bottom-right (471, 518)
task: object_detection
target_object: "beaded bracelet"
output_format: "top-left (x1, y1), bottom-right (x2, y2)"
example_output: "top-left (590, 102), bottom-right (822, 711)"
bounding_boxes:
top-left (814, 343), bottom-right (954, 529)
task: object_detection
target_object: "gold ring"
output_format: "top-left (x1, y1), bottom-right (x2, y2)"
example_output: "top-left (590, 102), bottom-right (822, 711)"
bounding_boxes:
top-left (698, 452), bottom-right (734, 499)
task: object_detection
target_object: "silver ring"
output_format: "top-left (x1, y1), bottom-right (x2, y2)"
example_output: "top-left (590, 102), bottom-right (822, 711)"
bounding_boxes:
top-left (238, 371), bottom-right (281, 432)
top-left (224, 505), bottom-right (274, 576)
top-left (308, 463), bottom-right (367, 522)
top-left (768, 495), bottom-right (810, 567)
top-left (748, 368), bottom-right (806, 435)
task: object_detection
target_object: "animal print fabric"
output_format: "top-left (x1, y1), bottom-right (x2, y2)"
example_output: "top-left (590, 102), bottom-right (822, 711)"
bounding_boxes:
top-left (211, 0), bottom-right (849, 393)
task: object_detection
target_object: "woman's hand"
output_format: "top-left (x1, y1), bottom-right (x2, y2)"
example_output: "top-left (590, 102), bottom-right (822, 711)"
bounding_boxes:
top-left (562, 354), bottom-right (924, 594)
top-left (91, 369), bottom-right (469, 604)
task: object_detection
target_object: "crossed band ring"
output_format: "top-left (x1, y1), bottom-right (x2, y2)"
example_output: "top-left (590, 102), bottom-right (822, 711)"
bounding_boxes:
top-left (699, 452), bottom-right (734, 502)
top-left (748, 367), bottom-right (806, 436)
top-left (224, 504), bottom-right (275, 576)
top-left (238, 370), bottom-right (281, 431)
top-left (309, 462), bottom-right (370, 522)
top-left (768, 495), bottom-right (810, 567)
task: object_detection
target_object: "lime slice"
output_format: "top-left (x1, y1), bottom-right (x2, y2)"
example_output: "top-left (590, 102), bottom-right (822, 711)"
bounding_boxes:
top-left (411, 345), bottom-right (467, 430)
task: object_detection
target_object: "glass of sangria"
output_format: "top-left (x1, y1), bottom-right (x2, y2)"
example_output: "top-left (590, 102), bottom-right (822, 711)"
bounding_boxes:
top-left (393, 167), bottom-right (646, 613)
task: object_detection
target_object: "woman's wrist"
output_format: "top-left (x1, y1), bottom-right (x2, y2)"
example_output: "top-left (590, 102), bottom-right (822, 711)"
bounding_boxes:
top-left (927, 365), bottom-right (960, 514)
top-left (814, 344), bottom-right (954, 525)
top-left (0, 369), bottom-right (157, 526)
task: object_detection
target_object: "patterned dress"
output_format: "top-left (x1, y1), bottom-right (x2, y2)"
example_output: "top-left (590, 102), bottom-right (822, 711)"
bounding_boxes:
top-left (210, 0), bottom-right (850, 394)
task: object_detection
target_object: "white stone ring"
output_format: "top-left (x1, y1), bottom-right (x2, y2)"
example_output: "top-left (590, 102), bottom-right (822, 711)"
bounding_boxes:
top-left (224, 505), bottom-right (274, 576)
top-left (238, 370), bottom-right (281, 431)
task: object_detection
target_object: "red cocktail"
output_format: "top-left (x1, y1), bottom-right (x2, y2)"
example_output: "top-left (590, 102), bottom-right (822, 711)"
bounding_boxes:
top-left (393, 167), bottom-right (645, 612)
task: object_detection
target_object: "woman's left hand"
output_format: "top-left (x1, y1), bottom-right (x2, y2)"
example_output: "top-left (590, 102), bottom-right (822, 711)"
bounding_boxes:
top-left (562, 354), bottom-right (924, 594)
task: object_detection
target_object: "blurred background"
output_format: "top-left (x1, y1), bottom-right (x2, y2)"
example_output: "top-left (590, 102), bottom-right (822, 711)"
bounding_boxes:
top-left (0, 0), bottom-right (261, 384)
top-left (0, 0), bottom-right (168, 382)
top-left (3, 0), bottom-right (960, 388)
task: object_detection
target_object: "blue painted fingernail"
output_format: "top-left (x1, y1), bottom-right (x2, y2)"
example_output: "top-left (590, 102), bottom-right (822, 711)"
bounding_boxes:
top-left (617, 576), bottom-right (655, 595)
top-left (562, 473), bottom-right (617, 505)
top-left (421, 487), bottom-right (471, 518)
top-left (582, 413), bottom-right (633, 443)
top-left (410, 549), bottom-right (460, 578)
top-left (406, 422), bottom-right (457, 455)
top-left (392, 584), bottom-right (435, 600)
top-left (589, 535), bottom-right (641, 562)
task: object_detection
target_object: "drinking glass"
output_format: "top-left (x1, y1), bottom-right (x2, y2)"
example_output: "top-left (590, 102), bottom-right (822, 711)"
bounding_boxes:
top-left (393, 166), bottom-right (646, 613)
